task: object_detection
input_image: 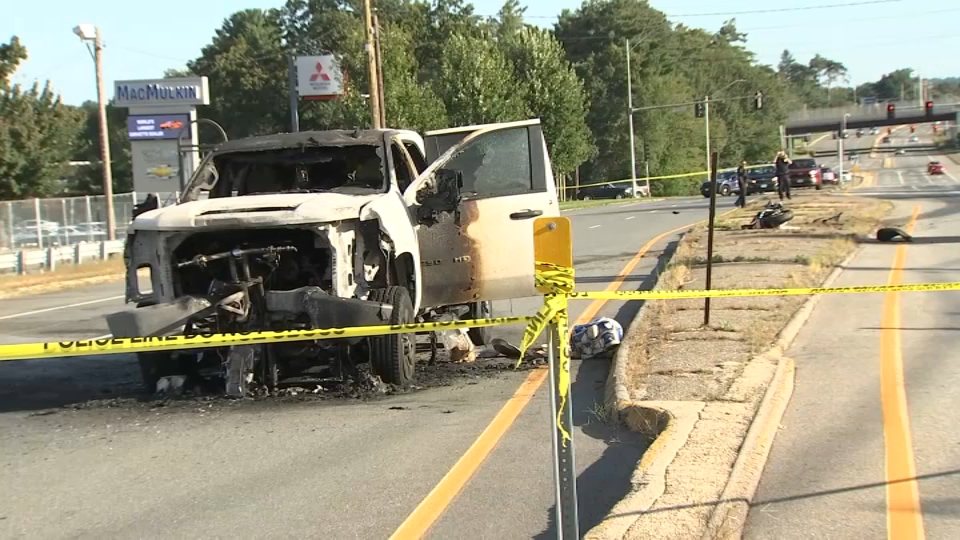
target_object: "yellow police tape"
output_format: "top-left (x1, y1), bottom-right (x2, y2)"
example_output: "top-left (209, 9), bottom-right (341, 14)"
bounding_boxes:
top-left (0, 316), bottom-right (532, 362)
top-left (576, 164), bottom-right (771, 191)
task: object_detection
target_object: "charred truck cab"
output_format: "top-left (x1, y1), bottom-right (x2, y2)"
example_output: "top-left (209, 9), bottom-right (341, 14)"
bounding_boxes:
top-left (107, 120), bottom-right (559, 396)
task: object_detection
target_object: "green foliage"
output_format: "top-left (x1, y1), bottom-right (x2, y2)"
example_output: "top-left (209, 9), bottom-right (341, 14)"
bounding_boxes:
top-left (0, 38), bottom-right (85, 200)
top-left (66, 102), bottom-right (132, 195)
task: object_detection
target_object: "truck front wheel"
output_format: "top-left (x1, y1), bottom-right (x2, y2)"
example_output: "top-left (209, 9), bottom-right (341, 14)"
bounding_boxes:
top-left (467, 301), bottom-right (492, 346)
top-left (368, 286), bottom-right (417, 385)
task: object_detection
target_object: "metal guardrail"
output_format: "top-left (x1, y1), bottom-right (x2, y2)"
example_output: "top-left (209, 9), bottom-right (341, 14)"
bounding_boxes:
top-left (0, 239), bottom-right (126, 274)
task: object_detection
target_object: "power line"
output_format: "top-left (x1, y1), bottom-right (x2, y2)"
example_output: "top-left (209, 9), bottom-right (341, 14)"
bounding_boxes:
top-left (518, 0), bottom-right (902, 19)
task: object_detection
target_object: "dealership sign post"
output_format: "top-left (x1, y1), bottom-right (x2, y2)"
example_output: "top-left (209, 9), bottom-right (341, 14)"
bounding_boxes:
top-left (113, 77), bottom-right (210, 201)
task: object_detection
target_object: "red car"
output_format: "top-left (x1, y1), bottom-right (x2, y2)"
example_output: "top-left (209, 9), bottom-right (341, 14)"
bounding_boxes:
top-left (159, 120), bottom-right (184, 130)
top-left (928, 161), bottom-right (945, 175)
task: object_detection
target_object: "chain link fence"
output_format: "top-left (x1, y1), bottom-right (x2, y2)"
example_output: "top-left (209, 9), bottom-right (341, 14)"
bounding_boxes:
top-left (0, 193), bottom-right (145, 252)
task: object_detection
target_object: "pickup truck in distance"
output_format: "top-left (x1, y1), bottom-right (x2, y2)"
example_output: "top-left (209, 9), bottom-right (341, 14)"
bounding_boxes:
top-left (788, 158), bottom-right (822, 190)
top-left (106, 119), bottom-right (560, 396)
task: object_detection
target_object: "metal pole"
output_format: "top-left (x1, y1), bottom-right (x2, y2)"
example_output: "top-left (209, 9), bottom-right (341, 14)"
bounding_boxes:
top-left (548, 322), bottom-right (579, 539)
top-left (645, 160), bottom-right (651, 196)
top-left (704, 151), bottom-right (719, 327)
top-left (373, 13), bottom-right (387, 127)
top-left (704, 96), bottom-right (711, 183)
top-left (626, 39), bottom-right (638, 198)
top-left (288, 56), bottom-right (300, 132)
top-left (33, 198), bottom-right (42, 247)
top-left (363, 0), bottom-right (382, 129)
top-left (838, 115), bottom-right (847, 181)
top-left (94, 28), bottom-right (116, 241)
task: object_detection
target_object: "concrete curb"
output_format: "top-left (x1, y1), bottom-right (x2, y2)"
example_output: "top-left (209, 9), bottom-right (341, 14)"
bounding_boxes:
top-left (591, 233), bottom-right (865, 540)
top-left (699, 244), bottom-right (864, 540)
top-left (585, 401), bottom-right (705, 540)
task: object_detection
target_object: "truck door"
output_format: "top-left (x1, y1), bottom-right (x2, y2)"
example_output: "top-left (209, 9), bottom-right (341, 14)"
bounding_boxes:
top-left (405, 119), bottom-right (559, 309)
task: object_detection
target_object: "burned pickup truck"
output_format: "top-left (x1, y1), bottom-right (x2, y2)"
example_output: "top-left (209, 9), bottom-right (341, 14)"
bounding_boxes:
top-left (106, 120), bottom-right (560, 396)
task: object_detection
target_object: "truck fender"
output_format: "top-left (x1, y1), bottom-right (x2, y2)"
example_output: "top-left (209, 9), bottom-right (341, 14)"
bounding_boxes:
top-left (360, 193), bottom-right (423, 312)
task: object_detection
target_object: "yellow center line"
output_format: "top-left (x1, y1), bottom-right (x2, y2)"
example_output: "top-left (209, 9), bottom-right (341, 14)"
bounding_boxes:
top-left (388, 212), bottom-right (724, 539)
top-left (881, 205), bottom-right (925, 540)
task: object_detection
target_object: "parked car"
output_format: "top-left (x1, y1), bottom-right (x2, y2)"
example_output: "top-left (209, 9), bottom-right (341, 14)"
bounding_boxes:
top-left (870, 127), bottom-right (880, 135)
top-left (928, 161), bottom-right (945, 175)
top-left (855, 129), bottom-right (864, 137)
top-left (881, 136), bottom-right (891, 144)
top-left (820, 167), bottom-right (837, 185)
top-left (909, 135), bottom-right (920, 143)
top-left (699, 170), bottom-right (739, 197)
top-left (745, 165), bottom-right (778, 193)
top-left (578, 182), bottom-right (632, 200)
top-left (787, 158), bottom-right (822, 190)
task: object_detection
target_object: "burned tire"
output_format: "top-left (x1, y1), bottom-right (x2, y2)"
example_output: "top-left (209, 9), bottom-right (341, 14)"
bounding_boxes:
top-left (368, 286), bottom-right (417, 386)
top-left (136, 352), bottom-right (193, 394)
top-left (467, 301), bottom-right (492, 346)
top-left (759, 209), bottom-right (794, 228)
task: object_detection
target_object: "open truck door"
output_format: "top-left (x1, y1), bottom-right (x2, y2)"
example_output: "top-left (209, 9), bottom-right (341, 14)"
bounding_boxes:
top-left (405, 119), bottom-right (559, 308)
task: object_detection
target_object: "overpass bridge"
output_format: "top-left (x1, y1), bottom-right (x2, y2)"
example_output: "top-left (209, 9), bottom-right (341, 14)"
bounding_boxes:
top-left (784, 99), bottom-right (959, 136)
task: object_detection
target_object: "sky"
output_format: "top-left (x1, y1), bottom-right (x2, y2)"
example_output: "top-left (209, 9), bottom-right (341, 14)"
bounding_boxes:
top-left (2, 0), bottom-right (959, 106)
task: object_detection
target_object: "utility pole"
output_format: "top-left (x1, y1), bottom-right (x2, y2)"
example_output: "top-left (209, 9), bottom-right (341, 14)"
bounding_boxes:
top-left (363, 0), bottom-right (382, 129)
top-left (373, 13), bottom-right (386, 127)
top-left (625, 39), bottom-right (638, 198)
top-left (93, 28), bottom-right (116, 241)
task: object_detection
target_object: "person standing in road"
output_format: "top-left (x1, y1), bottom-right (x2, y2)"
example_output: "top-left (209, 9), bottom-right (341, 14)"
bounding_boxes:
top-left (774, 151), bottom-right (792, 201)
top-left (735, 160), bottom-right (748, 208)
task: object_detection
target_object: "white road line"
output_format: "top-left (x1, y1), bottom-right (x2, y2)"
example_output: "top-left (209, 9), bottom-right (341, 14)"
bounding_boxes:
top-left (624, 216), bottom-right (635, 220)
top-left (0, 295), bottom-right (125, 321)
top-left (897, 171), bottom-right (905, 185)
top-left (911, 185), bottom-right (919, 190)
top-left (589, 225), bottom-right (602, 229)
top-left (670, 204), bottom-right (678, 208)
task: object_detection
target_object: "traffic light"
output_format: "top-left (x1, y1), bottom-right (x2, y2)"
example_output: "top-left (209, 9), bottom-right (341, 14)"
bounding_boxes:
top-left (694, 102), bottom-right (705, 118)
top-left (925, 101), bottom-right (934, 118)
top-left (643, 141), bottom-right (651, 160)
top-left (887, 103), bottom-right (895, 119)
top-left (754, 91), bottom-right (763, 110)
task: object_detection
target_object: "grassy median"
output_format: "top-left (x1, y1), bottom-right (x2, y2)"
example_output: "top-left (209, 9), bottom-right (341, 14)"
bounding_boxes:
top-left (617, 193), bottom-right (892, 537)
top-left (0, 258), bottom-right (127, 300)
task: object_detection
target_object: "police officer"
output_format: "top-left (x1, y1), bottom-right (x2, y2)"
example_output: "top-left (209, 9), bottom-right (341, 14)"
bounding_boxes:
top-left (735, 160), bottom-right (748, 208)
top-left (774, 150), bottom-right (792, 201)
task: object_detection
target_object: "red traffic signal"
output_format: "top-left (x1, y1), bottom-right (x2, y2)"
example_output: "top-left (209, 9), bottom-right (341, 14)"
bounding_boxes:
top-left (887, 103), bottom-right (895, 119)
top-left (925, 100), bottom-right (934, 118)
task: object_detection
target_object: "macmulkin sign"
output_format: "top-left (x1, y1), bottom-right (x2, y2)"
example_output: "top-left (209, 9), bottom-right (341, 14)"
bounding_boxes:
top-left (113, 77), bottom-right (210, 107)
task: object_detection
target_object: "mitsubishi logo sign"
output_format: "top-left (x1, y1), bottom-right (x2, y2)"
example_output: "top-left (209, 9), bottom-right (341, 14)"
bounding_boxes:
top-left (296, 55), bottom-right (344, 99)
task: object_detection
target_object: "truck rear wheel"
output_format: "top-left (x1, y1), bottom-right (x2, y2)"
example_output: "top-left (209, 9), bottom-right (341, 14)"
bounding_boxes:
top-left (368, 286), bottom-right (417, 386)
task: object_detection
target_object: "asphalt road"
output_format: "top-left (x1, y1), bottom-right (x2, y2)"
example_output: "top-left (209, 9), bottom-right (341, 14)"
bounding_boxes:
top-left (0, 193), bottom-right (739, 539)
top-left (746, 127), bottom-right (960, 538)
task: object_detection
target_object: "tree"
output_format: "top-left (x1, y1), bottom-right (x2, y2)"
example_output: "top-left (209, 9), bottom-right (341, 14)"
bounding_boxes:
top-left (67, 101), bottom-right (132, 195)
top-left (0, 36), bottom-right (27, 87)
top-left (498, 26), bottom-right (595, 175)
top-left (187, 9), bottom-right (290, 138)
top-left (0, 38), bottom-right (85, 200)
top-left (434, 33), bottom-right (528, 126)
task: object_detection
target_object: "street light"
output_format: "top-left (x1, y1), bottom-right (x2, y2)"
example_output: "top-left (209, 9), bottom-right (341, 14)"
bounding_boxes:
top-left (702, 79), bottom-right (746, 180)
top-left (73, 24), bottom-right (116, 241)
top-left (838, 113), bottom-right (851, 183)
top-left (625, 38), bottom-right (643, 198)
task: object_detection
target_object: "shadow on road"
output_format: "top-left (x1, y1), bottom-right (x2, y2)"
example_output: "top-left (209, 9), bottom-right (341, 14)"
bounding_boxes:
top-left (593, 469), bottom-right (960, 521)
top-left (0, 354), bottom-right (143, 413)
top-left (535, 239), bottom-right (681, 538)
